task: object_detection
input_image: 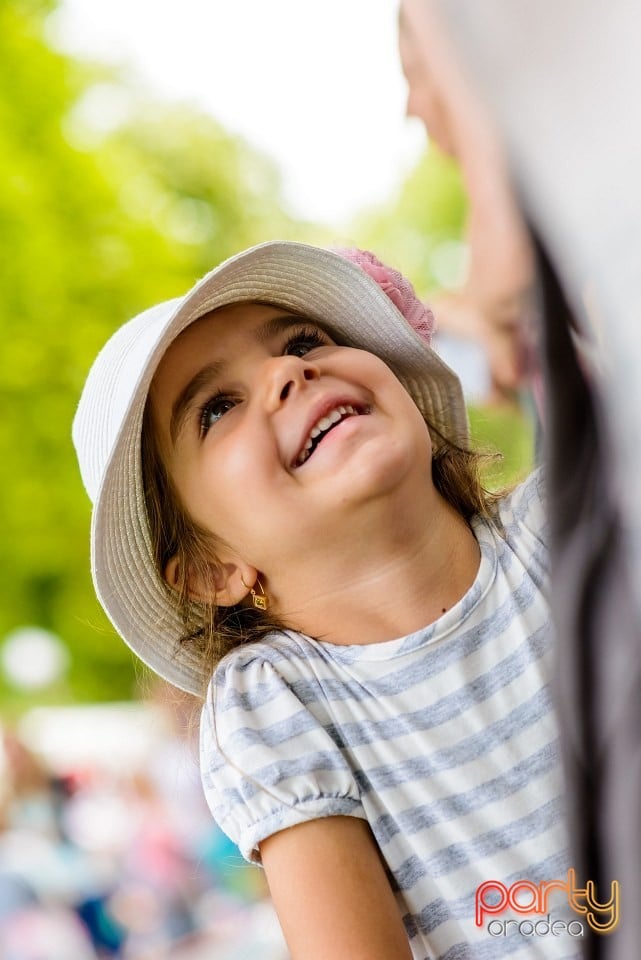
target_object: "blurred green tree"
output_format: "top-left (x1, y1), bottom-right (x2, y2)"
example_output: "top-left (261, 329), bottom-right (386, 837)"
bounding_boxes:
top-left (0, 0), bottom-right (314, 709)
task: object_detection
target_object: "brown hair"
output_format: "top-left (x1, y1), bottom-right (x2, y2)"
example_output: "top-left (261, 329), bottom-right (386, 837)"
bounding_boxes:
top-left (141, 403), bottom-right (501, 695)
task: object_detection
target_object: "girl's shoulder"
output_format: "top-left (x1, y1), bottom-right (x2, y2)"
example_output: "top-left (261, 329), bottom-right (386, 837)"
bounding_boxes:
top-left (212, 629), bottom-right (311, 687)
top-left (207, 629), bottom-right (322, 729)
top-left (481, 468), bottom-right (548, 585)
top-left (493, 466), bottom-right (547, 545)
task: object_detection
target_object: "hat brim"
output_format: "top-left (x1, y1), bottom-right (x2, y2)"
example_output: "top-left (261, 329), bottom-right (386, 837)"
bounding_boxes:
top-left (82, 241), bottom-right (468, 695)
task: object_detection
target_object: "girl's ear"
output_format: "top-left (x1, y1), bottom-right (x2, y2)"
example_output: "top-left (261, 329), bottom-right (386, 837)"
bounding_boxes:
top-left (163, 555), bottom-right (255, 607)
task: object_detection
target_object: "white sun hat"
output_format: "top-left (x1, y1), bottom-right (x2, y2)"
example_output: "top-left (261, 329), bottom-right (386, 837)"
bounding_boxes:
top-left (73, 241), bottom-right (468, 695)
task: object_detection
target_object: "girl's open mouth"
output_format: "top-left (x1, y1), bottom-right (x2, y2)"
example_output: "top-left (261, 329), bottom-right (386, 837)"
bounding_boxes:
top-left (293, 404), bottom-right (369, 467)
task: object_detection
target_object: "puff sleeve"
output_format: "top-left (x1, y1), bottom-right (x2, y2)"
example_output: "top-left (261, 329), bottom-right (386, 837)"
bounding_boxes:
top-left (199, 647), bottom-right (366, 863)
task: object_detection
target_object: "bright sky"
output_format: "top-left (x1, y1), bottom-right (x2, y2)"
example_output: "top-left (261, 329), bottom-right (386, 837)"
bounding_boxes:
top-left (51, 0), bottom-right (425, 227)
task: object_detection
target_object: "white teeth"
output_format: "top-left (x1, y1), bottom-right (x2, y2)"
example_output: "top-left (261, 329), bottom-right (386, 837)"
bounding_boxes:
top-left (295, 403), bottom-right (361, 467)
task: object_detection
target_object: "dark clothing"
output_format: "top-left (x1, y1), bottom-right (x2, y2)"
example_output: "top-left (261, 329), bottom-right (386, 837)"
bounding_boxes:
top-left (434, 1), bottom-right (641, 954)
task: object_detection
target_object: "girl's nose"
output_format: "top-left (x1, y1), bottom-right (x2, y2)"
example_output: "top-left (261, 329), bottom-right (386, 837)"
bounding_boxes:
top-left (260, 354), bottom-right (320, 412)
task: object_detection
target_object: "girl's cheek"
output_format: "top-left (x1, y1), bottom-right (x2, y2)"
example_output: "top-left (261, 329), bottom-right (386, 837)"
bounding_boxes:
top-left (217, 430), bottom-right (262, 477)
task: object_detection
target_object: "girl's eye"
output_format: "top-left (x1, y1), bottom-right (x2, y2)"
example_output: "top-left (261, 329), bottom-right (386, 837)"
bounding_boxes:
top-left (284, 327), bottom-right (330, 358)
top-left (199, 395), bottom-right (237, 435)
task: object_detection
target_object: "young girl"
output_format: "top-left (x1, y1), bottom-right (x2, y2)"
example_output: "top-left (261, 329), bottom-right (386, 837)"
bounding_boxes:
top-left (73, 242), bottom-right (574, 960)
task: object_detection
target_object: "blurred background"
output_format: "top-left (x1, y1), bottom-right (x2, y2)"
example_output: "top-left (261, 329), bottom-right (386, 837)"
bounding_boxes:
top-left (0, 0), bottom-right (534, 956)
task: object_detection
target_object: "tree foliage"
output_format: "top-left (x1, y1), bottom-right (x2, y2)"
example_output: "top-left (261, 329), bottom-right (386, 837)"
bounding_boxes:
top-left (0, 0), bottom-right (316, 709)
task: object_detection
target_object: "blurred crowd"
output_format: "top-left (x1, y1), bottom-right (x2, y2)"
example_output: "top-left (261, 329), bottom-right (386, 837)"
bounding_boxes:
top-left (0, 695), bottom-right (287, 960)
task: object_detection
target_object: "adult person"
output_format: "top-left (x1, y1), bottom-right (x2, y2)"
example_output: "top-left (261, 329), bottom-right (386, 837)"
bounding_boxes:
top-left (419, 1), bottom-right (641, 956)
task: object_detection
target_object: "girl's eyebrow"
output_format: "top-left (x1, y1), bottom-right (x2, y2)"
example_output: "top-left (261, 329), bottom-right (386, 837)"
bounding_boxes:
top-left (169, 313), bottom-right (314, 445)
top-left (253, 311), bottom-right (313, 343)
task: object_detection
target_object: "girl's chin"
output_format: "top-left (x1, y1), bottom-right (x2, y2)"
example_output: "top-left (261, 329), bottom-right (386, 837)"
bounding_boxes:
top-left (298, 419), bottom-right (422, 484)
top-left (320, 449), bottom-right (427, 507)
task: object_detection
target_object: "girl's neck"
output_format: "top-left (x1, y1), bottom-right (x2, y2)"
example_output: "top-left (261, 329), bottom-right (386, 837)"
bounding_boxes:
top-left (278, 490), bottom-right (481, 647)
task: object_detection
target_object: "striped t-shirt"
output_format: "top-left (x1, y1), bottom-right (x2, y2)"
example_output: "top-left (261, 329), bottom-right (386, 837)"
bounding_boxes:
top-left (200, 470), bottom-right (579, 959)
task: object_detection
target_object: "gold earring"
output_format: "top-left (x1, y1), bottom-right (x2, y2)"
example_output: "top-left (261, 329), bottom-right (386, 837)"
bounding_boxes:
top-left (241, 575), bottom-right (269, 611)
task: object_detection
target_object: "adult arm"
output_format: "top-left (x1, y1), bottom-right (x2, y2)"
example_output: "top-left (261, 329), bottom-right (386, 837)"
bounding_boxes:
top-left (261, 815), bottom-right (413, 960)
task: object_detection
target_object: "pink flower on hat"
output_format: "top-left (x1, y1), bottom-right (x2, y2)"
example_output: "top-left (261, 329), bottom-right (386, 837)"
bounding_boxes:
top-left (334, 248), bottom-right (435, 345)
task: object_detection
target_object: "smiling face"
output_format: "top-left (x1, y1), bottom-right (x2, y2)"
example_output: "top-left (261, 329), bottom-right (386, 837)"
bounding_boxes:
top-left (148, 301), bottom-right (435, 609)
